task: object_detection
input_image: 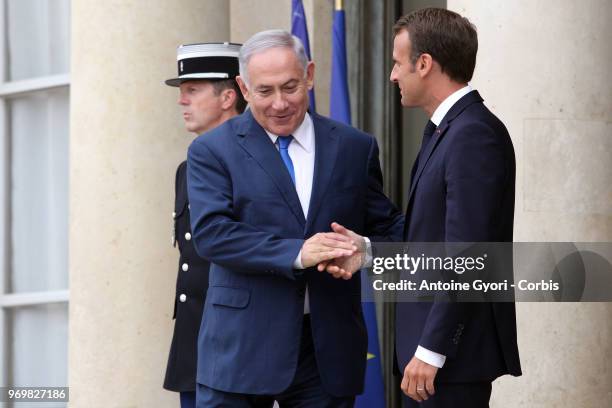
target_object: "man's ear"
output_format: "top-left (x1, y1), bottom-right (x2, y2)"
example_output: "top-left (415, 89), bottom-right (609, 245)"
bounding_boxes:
top-left (220, 88), bottom-right (236, 110)
top-left (236, 76), bottom-right (250, 103)
top-left (305, 61), bottom-right (315, 91)
top-left (417, 53), bottom-right (434, 78)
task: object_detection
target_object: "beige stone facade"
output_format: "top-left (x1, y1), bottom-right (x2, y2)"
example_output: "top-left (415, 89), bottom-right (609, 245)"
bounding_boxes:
top-left (69, 1), bottom-right (230, 406)
top-left (449, 1), bottom-right (612, 406)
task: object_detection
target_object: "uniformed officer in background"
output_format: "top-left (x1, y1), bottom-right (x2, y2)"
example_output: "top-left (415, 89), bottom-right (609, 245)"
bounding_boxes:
top-left (163, 42), bottom-right (246, 408)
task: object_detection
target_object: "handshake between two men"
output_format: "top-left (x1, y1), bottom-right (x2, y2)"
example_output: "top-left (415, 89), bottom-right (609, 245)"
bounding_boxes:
top-left (301, 221), bottom-right (442, 404)
top-left (300, 222), bottom-right (365, 280)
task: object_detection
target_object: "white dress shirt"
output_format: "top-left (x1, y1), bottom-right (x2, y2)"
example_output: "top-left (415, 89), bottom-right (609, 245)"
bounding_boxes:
top-left (430, 85), bottom-right (473, 126)
top-left (265, 113), bottom-right (315, 313)
top-left (413, 84), bottom-right (473, 369)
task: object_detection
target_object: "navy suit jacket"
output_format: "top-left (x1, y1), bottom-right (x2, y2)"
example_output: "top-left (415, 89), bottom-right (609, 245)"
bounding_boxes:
top-left (396, 91), bottom-right (522, 382)
top-left (187, 110), bottom-right (403, 396)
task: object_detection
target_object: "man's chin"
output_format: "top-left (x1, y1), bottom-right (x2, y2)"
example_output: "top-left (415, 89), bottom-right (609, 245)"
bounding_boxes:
top-left (268, 123), bottom-right (297, 136)
top-left (400, 97), bottom-right (414, 108)
top-left (185, 126), bottom-right (203, 135)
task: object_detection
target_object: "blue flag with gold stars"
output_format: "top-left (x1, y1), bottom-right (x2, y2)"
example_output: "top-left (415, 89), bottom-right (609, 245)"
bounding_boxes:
top-left (330, 4), bottom-right (386, 407)
top-left (291, 0), bottom-right (316, 113)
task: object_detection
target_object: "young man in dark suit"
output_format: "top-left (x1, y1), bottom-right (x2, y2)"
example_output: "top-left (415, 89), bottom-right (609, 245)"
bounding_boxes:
top-left (323, 7), bottom-right (522, 407)
top-left (389, 9), bottom-right (521, 407)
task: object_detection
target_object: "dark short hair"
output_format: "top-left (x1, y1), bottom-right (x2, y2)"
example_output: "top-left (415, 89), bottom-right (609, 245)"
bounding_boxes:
top-left (393, 8), bottom-right (478, 83)
top-left (210, 79), bottom-right (247, 114)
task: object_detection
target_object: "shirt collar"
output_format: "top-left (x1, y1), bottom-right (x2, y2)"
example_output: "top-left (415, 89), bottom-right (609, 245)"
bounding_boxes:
top-left (430, 85), bottom-right (473, 126)
top-left (265, 113), bottom-right (314, 153)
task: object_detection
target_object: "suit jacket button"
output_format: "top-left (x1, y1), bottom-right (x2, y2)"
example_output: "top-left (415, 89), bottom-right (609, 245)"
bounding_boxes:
top-left (182, 263), bottom-right (189, 272)
top-left (184, 232), bottom-right (192, 241)
top-left (179, 294), bottom-right (187, 302)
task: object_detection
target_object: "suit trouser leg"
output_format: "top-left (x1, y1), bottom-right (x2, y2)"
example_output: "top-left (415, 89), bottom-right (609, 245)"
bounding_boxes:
top-left (274, 316), bottom-right (354, 408)
top-left (181, 391), bottom-right (196, 408)
top-left (195, 316), bottom-right (354, 408)
top-left (401, 382), bottom-right (492, 408)
top-left (196, 383), bottom-right (275, 408)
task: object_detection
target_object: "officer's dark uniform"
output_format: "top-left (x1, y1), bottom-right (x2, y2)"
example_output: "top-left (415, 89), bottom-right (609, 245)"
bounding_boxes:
top-left (163, 161), bottom-right (210, 392)
top-left (162, 42), bottom-right (242, 405)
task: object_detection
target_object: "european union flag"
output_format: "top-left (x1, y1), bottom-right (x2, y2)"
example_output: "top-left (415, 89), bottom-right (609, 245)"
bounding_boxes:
top-left (330, 5), bottom-right (351, 124)
top-left (291, 0), bottom-right (316, 113)
top-left (330, 4), bottom-right (386, 407)
top-left (356, 280), bottom-right (386, 408)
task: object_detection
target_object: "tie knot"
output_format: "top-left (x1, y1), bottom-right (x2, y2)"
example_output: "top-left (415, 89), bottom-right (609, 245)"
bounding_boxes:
top-left (421, 120), bottom-right (437, 149)
top-left (277, 135), bottom-right (293, 150)
top-left (424, 120), bottom-right (437, 138)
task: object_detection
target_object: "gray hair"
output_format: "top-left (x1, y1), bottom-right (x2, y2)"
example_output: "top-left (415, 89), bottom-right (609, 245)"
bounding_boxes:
top-left (239, 29), bottom-right (309, 87)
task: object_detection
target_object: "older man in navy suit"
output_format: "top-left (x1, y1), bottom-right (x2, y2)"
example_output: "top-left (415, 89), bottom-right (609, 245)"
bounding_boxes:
top-left (325, 8), bottom-right (522, 408)
top-left (187, 29), bottom-right (403, 407)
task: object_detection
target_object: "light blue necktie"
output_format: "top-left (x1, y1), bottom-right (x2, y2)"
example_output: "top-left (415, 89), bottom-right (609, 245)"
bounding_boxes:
top-left (277, 136), bottom-right (296, 185)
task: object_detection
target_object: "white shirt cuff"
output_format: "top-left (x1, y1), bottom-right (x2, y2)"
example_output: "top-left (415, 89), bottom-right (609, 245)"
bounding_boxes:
top-left (415, 345), bottom-right (446, 368)
top-left (363, 237), bottom-right (372, 268)
top-left (294, 250), bottom-right (304, 269)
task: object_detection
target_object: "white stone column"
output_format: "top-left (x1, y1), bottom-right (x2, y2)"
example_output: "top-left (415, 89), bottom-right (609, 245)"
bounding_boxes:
top-left (69, 1), bottom-right (229, 406)
top-left (448, 1), bottom-right (612, 407)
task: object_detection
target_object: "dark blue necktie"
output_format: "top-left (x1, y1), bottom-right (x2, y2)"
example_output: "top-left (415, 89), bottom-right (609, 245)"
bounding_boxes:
top-left (410, 120), bottom-right (437, 184)
top-left (277, 136), bottom-right (296, 185)
top-left (420, 120), bottom-right (437, 155)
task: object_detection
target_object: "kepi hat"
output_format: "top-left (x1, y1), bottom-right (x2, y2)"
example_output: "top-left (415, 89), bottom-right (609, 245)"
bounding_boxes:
top-left (165, 42), bottom-right (241, 87)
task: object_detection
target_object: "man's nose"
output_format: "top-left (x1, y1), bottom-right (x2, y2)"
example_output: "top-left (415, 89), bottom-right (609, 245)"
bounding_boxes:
top-left (271, 91), bottom-right (289, 110)
top-left (389, 67), bottom-right (397, 83)
top-left (178, 93), bottom-right (189, 105)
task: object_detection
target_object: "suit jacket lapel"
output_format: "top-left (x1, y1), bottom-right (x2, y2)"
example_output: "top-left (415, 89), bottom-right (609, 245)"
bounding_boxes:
top-left (406, 90), bottom-right (484, 206)
top-left (236, 111), bottom-right (306, 227)
top-left (305, 113), bottom-right (339, 234)
top-left (406, 124), bottom-right (447, 204)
